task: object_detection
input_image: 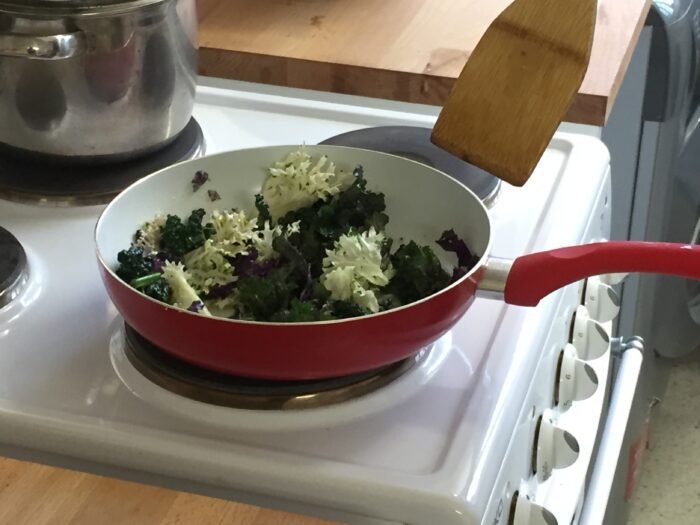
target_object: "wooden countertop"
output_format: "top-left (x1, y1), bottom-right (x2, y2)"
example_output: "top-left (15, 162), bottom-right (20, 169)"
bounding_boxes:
top-left (197, 0), bottom-right (652, 126)
top-left (0, 457), bottom-right (337, 525)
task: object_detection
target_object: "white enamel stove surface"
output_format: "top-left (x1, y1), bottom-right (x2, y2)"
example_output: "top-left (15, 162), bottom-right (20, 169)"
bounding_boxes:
top-left (0, 79), bottom-right (612, 525)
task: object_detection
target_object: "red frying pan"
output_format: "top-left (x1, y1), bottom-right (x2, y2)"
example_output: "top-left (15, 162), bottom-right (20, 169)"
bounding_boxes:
top-left (95, 146), bottom-right (700, 379)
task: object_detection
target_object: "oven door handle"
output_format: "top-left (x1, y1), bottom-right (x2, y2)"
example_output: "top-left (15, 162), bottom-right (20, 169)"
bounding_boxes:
top-left (578, 337), bottom-right (644, 525)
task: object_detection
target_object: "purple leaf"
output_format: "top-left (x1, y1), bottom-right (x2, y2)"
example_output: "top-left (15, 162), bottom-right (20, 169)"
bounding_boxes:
top-left (207, 189), bottom-right (221, 202)
top-left (299, 279), bottom-right (314, 302)
top-left (204, 282), bottom-right (237, 300)
top-left (227, 248), bottom-right (278, 278)
top-left (187, 300), bottom-right (205, 312)
top-left (191, 170), bottom-right (209, 192)
top-left (437, 229), bottom-right (479, 269)
top-left (451, 266), bottom-right (468, 283)
top-left (150, 252), bottom-right (168, 273)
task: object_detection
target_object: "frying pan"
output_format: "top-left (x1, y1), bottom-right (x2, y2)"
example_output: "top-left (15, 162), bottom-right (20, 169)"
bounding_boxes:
top-left (96, 146), bottom-right (700, 380)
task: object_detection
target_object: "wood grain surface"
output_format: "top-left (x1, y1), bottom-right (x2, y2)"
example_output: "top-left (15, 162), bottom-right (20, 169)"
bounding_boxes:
top-left (197, 0), bottom-right (652, 125)
top-left (0, 457), bottom-right (337, 525)
top-left (431, 0), bottom-right (597, 186)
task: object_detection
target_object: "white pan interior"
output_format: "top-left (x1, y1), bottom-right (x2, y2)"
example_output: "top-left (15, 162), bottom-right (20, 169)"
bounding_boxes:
top-left (96, 145), bottom-right (492, 275)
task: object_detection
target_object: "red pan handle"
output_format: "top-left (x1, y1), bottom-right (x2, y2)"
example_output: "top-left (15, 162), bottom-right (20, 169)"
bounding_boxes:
top-left (504, 241), bottom-right (700, 306)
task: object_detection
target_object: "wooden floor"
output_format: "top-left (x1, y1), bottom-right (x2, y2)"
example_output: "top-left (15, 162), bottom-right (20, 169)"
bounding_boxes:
top-left (0, 457), bottom-right (336, 525)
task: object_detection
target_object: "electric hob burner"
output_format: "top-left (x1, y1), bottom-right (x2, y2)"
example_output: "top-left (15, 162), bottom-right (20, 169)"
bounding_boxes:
top-left (320, 126), bottom-right (501, 207)
top-left (123, 324), bottom-right (430, 411)
top-left (0, 118), bottom-right (205, 207)
top-left (0, 227), bottom-right (28, 308)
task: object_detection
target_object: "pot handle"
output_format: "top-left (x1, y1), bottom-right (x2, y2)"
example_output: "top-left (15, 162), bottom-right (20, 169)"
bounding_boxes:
top-left (0, 32), bottom-right (86, 60)
top-left (502, 241), bottom-right (700, 306)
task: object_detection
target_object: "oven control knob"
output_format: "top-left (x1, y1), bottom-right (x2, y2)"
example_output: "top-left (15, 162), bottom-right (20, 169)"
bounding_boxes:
top-left (584, 276), bottom-right (620, 322)
top-left (556, 344), bottom-right (598, 410)
top-left (510, 492), bottom-right (558, 525)
top-left (534, 413), bottom-right (579, 482)
top-left (571, 305), bottom-right (610, 360)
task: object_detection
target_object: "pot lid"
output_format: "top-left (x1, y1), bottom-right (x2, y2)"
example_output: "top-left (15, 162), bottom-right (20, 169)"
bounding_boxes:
top-left (0, 0), bottom-right (164, 14)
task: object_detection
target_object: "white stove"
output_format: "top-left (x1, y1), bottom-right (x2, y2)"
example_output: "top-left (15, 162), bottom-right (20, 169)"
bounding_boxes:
top-left (0, 78), bottom-right (626, 525)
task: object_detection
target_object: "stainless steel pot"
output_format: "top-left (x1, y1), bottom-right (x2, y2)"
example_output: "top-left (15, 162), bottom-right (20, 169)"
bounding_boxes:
top-left (0, 0), bottom-right (197, 163)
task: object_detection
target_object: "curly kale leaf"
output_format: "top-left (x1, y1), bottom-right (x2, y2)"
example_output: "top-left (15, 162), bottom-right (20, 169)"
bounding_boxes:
top-left (328, 300), bottom-right (366, 319)
top-left (142, 278), bottom-right (171, 303)
top-left (278, 202), bottom-right (329, 276)
top-left (271, 299), bottom-right (335, 323)
top-left (236, 237), bottom-right (320, 321)
top-left (310, 280), bottom-right (331, 303)
top-left (387, 241), bottom-right (450, 304)
top-left (278, 166), bottom-right (388, 276)
top-left (376, 291), bottom-right (403, 312)
top-left (236, 267), bottom-right (299, 321)
top-left (331, 166), bottom-right (389, 232)
top-left (255, 194), bottom-right (272, 227)
top-left (116, 247), bottom-right (171, 303)
top-left (160, 208), bottom-right (215, 257)
top-left (116, 246), bottom-right (154, 282)
top-left (272, 236), bottom-right (313, 301)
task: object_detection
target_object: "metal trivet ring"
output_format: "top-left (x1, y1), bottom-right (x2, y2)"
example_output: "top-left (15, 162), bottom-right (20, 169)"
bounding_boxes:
top-left (0, 118), bottom-right (205, 207)
top-left (123, 323), bottom-right (430, 410)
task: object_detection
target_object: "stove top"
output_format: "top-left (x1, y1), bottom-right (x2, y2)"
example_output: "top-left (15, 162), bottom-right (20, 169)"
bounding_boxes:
top-left (0, 79), bottom-right (612, 525)
top-left (0, 118), bottom-right (204, 206)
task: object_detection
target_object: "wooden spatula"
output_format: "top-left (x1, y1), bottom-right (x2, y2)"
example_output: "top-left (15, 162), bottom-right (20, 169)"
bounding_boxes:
top-left (431, 0), bottom-right (597, 187)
